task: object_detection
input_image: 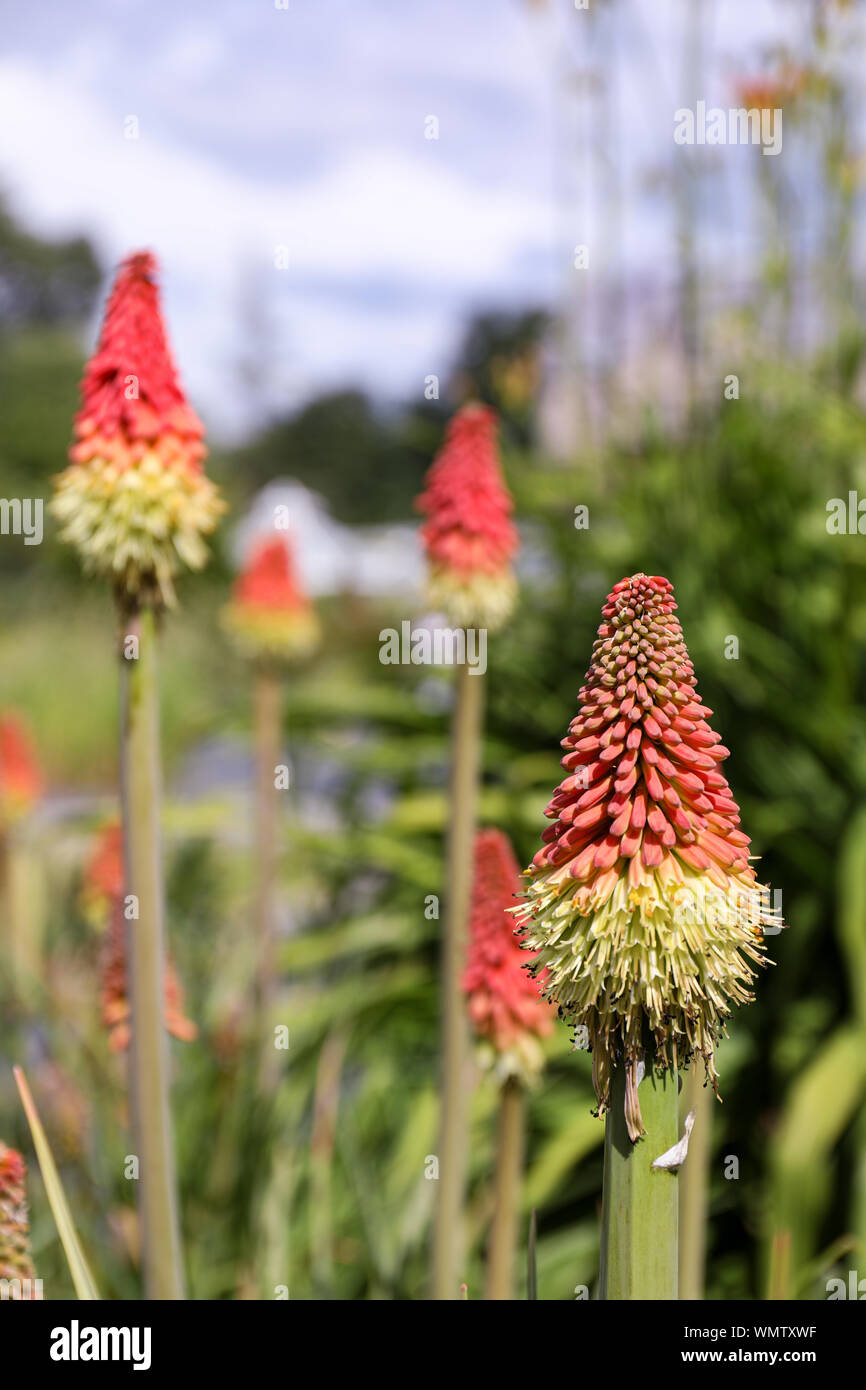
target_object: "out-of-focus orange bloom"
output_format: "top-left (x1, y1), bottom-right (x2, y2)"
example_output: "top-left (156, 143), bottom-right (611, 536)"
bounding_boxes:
top-left (83, 822), bottom-right (197, 1051)
top-left (0, 712), bottom-right (43, 827)
top-left (222, 534), bottom-right (320, 664)
top-left (734, 64), bottom-right (810, 112)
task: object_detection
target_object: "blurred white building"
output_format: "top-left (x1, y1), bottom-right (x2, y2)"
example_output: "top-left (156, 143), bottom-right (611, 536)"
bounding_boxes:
top-left (231, 479), bottom-right (424, 600)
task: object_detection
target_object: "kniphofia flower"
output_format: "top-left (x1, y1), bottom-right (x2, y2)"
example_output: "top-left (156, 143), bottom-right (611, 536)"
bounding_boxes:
top-left (52, 251), bottom-right (225, 610)
top-left (0, 1143), bottom-right (38, 1296)
top-left (733, 65), bottom-right (809, 112)
top-left (0, 712), bottom-right (42, 828)
top-left (82, 823), bottom-right (197, 1051)
top-left (101, 901), bottom-right (197, 1052)
top-left (79, 821), bottom-right (124, 926)
top-left (464, 829), bottom-right (553, 1084)
top-left (514, 574), bottom-right (781, 1140)
top-left (222, 534), bottom-right (320, 664)
top-left (416, 403), bottom-right (518, 630)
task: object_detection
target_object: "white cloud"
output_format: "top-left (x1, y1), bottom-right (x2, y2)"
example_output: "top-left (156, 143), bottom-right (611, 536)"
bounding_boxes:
top-left (0, 0), bottom-right (810, 435)
top-left (0, 49), bottom-right (556, 432)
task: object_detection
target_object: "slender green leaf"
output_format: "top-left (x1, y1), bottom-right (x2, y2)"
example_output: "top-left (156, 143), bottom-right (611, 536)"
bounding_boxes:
top-left (13, 1065), bottom-right (100, 1301)
top-left (527, 1209), bottom-right (538, 1300)
top-left (837, 805), bottom-right (866, 1026)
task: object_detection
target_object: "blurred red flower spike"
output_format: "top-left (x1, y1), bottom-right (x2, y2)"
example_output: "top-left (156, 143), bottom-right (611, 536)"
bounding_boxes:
top-left (463, 829), bottom-right (553, 1084)
top-left (415, 403), bottom-right (518, 630)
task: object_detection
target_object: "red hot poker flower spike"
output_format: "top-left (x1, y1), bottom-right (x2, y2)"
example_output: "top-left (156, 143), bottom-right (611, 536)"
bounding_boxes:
top-left (79, 822), bottom-right (124, 926)
top-left (515, 574), bottom-right (782, 1140)
top-left (0, 1142), bottom-right (38, 1296)
top-left (222, 534), bottom-right (320, 664)
top-left (416, 403), bottom-right (518, 630)
top-left (101, 900), bottom-right (198, 1053)
top-left (53, 250), bottom-right (225, 611)
top-left (0, 712), bottom-right (43, 829)
top-left (82, 822), bottom-right (197, 1050)
top-left (464, 829), bottom-right (553, 1084)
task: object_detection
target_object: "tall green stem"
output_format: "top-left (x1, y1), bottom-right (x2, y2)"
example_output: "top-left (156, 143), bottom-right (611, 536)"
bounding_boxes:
top-left (854, 1095), bottom-right (866, 1279)
top-left (485, 1075), bottom-right (525, 1300)
top-left (253, 665), bottom-right (282, 1034)
top-left (5, 831), bottom-right (44, 1010)
top-left (678, 1063), bottom-right (712, 1300)
top-left (431, 660), bottom-right (484, 1299)
top-left (310, 1029), bottom-right (348, 1294)
top-left (121, 606), bottom-right (184, 1300)
top-left (599, 1061), bottom-right (678, 1300)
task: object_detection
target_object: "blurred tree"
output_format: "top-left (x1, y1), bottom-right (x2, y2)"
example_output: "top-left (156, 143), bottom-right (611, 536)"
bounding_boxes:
top-left (235, 388), bottom-right (445, 524)
top-left (229, 308), bottom-right (549, 524)
top-left (0, 199), bottom-right (101, 579)
top-left (0, 200), bottom-right (100, 327)
top-left (450, 308), bottom-right (549, 446)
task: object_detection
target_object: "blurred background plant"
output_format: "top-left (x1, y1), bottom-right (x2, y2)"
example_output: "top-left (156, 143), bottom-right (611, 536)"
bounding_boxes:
top-left (1, 0), bottom-right (866, 1300)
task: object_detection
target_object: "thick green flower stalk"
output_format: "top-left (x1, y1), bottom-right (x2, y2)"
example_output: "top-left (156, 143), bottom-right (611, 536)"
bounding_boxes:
top-left (0, 1142), bottom-right (38, 1298)
top-left (516, 573), bottom-right (779, 1136)
top-left (678, 1062), bottom-right (713, 1299)
top-left (52, 251), bottom-right (225, 1300)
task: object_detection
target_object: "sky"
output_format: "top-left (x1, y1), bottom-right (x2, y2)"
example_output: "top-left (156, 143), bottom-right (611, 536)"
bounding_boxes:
top-left (0, 0), bottom-right (834, 439)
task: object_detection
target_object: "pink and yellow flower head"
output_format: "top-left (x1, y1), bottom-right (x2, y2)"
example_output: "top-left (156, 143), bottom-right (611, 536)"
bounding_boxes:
top-left (82, 821), bottom-right (197, 1051)
top-left (415, 403), bottom-right (518, 631)
top-left (222, 534), bottom-right (320, 665)
top-left (0, 1142), bottom-right (38, 1295)
top-left (0, 712), bottom-right (42, 829)
top-left (464, 829), bottom-right (553, 1085)
top-left (53, 250), bottom-right (225, 611)
top-left (514, 574), bottom-right (781, 1140)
